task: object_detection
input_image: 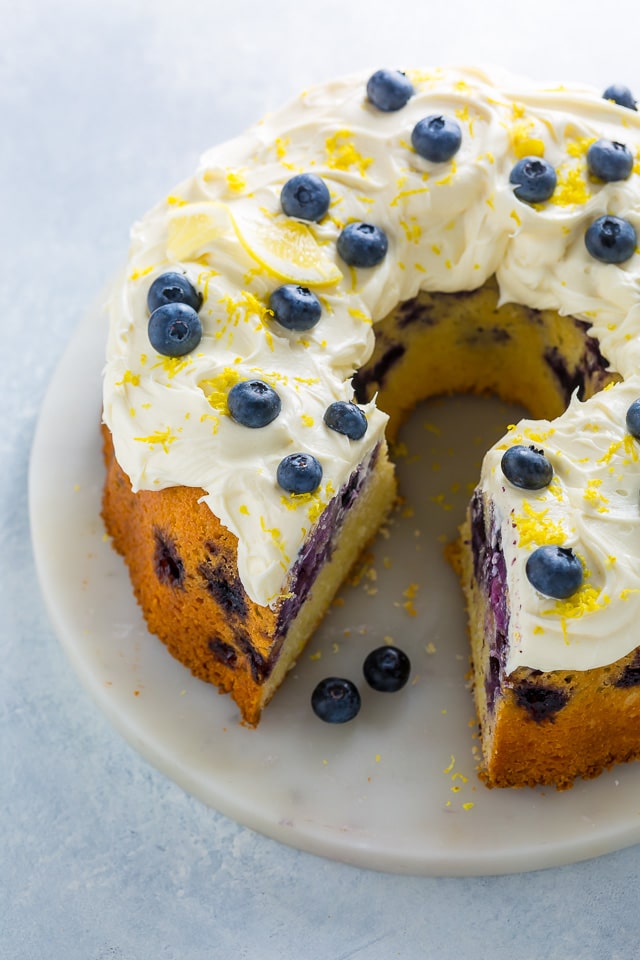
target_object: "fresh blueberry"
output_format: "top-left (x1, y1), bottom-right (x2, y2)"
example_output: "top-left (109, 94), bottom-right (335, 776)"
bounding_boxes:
top-left (148, 303), bottom-right (202, 356)
top-left (311, 677), bottom-right (361, 723)
top-left (280, 173), bottom-right (331, 222)
top-left (363, 645), bottom-right (411, 692)
top-left (147, 272), bottom-right (202, 313)
top-left (585, 216), bottom-right (637, 264)
top-left (366, 69), bottom-right (414, 112)
top-left (337, 222), bottom-right (388, 268)
top-left (509, 157), bottom-right (557, 203)
top-left (411, 115), bottom-right (462, 163)
top-left (587, 140), bottom-right (633, 182)
top-left (227, 380), bottom-right (281, 428)
top-left (277, 453), bottom-right (323, 494)
top-left (501, 445), bottom-right (553, 490)
top-left (525, 545), bottom-right (583, 600)
top-left (323, 401), bottom-right (368, 440)
top-left (269, 284), bottom-right (322, 331)
top-left (625, 399), bottom-right (640, 439)
top-left (603, 83), bottom-right (637, 111)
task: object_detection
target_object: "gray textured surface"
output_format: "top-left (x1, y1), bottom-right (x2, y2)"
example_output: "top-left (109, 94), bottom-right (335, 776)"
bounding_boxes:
top-left (4, 0), bottom-right (640, 957)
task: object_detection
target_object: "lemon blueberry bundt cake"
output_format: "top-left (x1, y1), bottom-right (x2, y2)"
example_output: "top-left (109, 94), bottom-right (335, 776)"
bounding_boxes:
top-left (102, 66), bottom-right (640, 786)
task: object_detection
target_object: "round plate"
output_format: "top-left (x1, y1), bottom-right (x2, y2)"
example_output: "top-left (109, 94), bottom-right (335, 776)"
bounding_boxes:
top-left (29, 298), bottom-right (640, 876)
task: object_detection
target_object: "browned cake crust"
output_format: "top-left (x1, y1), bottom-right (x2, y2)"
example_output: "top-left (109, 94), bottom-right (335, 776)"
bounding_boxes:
top-left (102, 424), bottom-right (278, 725)
top-left (455, 517), bottom-right (640, 789)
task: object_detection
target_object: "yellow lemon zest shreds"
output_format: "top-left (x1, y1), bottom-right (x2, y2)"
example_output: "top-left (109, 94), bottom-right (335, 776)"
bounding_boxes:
top-left (597, 434), bottom-right (639, 465)
top-left (510, 119), bottom-right (545, 158)
top-left (348, 307), bottom-right (372, 324)
top-left (325, 130), bottom-right (373, 177)
top-left (198, 367), bottom-right (243, 412)
top-left (583, 478), bottom-right (609, 513)
top-left (542, 585), bottom-right (611, 643)
top-left (547, 164), bottom-right (590, 206)
top-left (545, 478), bottom-right (563, 502)
top-left (128, 265), bottom-right (154, 281)
top-left (239, 505), bottom-right (250, 516)
top-left (115, 369), bottom-right (140, 388)
top-left (514, 501), bottom-right (566, 549)
top-left (523, 426), bottom-right (555, 444)
top-left (399, 218), bottom-right (422, 243)
top-left (152, 355), bottom-right (191, 379)
top-left (134, 426), bottom-right (180, 453)
top-left (226, 169), bottom-right (246, 193)
top-left (435, 160), bottom-right (457, 186)
top-left (301, 414), bottom-right (314, 427)
top-left (390, 186), bottom-right (430, 207)
top-left (565, 135), bottom-right (596, 159)
top-left (620, 588), bottom-right (640, 600)
top-left (259, 516), bottom-right (289, 563)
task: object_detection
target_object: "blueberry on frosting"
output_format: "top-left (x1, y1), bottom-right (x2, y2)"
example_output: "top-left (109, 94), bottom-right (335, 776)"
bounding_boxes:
top-left (603, 83), bottom-right (637, 111)
top-left (323, 401), bottom-right (368, 440)
top-left (227, 380), bottom-right (281, 428)
top-left (281, 173), bottom-right (330, 222)
top-left (147, 272), bottom-right (202, 313)
top-left (526, 545), bottom-right (583, 600)
top-left (625, 399), bottom-right (640, 439)
top-left (509, 157), bottom-right (557, 203)
top-left (585, 216), bottom-right (637, 264)
top-left (337, 222), bottom-right (388, 268)
top-left (411, 115), bottom-right (462, 163)
top-left (148, 303), bottom-right (202, 357)
top-left (268, 284), bottom-right (322, 331)
top-left (366, 69), bottom-right (414, 112)
top-left (277, 453), bottom-right (323, 494)
top-left (587, 140), bottom-right (633, 182)
top-left (501, 445), bottom-right (553, 490)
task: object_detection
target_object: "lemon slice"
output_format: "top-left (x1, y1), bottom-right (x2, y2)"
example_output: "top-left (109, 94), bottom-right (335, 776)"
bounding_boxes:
top-left (232, 212), bottom-right (343, 287)
top-left (167, 202), bottom-right (236, 260)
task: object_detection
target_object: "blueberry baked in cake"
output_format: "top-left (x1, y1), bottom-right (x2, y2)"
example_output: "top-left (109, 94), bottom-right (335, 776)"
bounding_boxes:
top-left (102, 65), bottom-right (640, 786)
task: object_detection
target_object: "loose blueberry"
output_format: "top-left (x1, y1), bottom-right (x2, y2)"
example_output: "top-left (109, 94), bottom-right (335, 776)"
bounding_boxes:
top-left (148, 302), bottom-right (202, 357)
top-left (587, 139), bottom-right (633, 182)
top-left (363, 645), bottom-right (411, 692)
top-left (411, 115), bottom-right (462, 163)
top-left (147, 272), bottom-right (202, 313)
top-left (269, 284), bottom-right (322, 331)
top-left (281, 173), bottom-right (331, 222)
top-left (323, 401), bottom-right (368, 440)
top-left (366, 69), bottom-right (414, 112)
top-left (337, 222), bottom-right (388, 268)
top-left (625, 398), bottom-right (640, 439)
top-left (501, 445), bottom-right (553, 490)
top-left (311, 677), bottom-right (361, 723)
top-left (227, 380), bottom-right (281, 428)
top-left (277, 453), bottom-right (323, 494)
top-left (525, 545), bottom-right (583, 600)
top-left (585, 216), bottom-right (637, 264)
top-left (603, 83), bottom-right (637, 111)
top-left (509, 157), bottom-right (557, 203)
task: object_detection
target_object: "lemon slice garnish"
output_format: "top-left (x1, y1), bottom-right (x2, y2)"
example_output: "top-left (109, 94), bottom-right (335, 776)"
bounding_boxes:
top-left (167, 202), bottom-right (236, 260)
top-left (232, 212), bottom-right (343, 287)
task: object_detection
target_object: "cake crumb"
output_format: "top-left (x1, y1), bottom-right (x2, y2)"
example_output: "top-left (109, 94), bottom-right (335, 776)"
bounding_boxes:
top-left (425, 642), bottom-right (437, 654)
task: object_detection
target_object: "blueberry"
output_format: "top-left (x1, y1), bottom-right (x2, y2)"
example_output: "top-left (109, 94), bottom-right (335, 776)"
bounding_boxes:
top-left (411, 115), bottom-right (462, 163)
top-left (363, 645), bottom-right (411, 692)
top-left (525, 545), bottom-right (583, 600)
top-left (587, 140), bottom-right (633, 182)
top-left (501, 445), bottom-right (553, 490)
top-left (277, 453), bottom-right (323, 494)
top-left (366, 69), bottom-right (414, 112)
top-left (280, 173), bottom-right (331, 222)
top-left (585, 216), bottom-right (637, 264)
top-left (311, 677), bottom-right (361, 723)
top-left (147, 272), bottom-right (202, 313)
top-left (603, 83), bottom-right (637, 111)
top-left (323, 401), bottom-right (368, 440)
top-left (269, 284), bottom-right (322, 331)
top-left (337, 222), bottom-right (388, 268)
top-left (625, 398), bottom-right (640, 439)
top-left (148, 303), bottom-right (202, 356)
top-left (509, 157), bottom-right (557, 203)
top-left (227, 380), bottom-right (281, 428)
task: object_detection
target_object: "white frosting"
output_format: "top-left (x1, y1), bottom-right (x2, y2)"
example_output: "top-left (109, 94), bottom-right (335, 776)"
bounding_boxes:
top-left (103, 66), bottom-right (640, 672)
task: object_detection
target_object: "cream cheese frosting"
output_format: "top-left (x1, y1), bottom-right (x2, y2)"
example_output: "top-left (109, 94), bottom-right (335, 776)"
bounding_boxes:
top-left (103, 65), bottom-right (640, 670)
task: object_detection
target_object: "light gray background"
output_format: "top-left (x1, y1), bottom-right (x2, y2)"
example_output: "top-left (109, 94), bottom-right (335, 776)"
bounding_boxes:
top-left (4, 1), bottom-right (640, 957)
